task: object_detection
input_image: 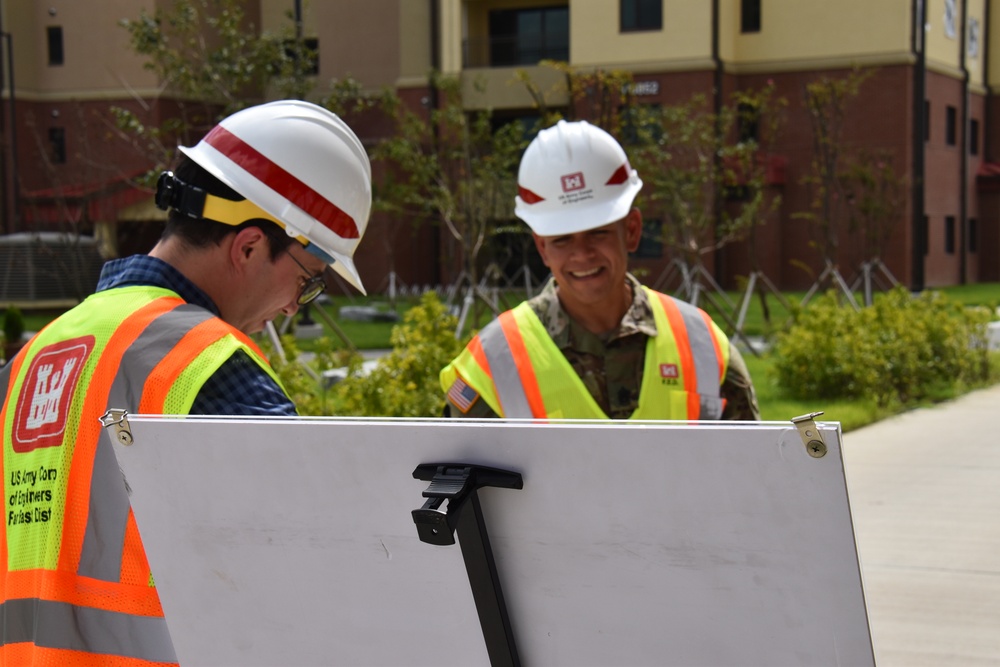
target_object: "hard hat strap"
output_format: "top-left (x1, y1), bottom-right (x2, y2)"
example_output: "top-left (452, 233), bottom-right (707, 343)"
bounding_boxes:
top-left (155, 171), bottom-right (285, 229)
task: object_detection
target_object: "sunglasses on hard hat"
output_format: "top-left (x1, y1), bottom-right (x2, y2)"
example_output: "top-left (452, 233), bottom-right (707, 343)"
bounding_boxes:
top-left (285, 248), bottom-right (327, 306)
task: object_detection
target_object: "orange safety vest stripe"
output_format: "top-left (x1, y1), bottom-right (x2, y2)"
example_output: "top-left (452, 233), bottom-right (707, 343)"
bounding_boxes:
top-left (656, 293), bottom-right (701, 419)
top-left (0, 348), bottom-right (29, 589)
top-left (497, 310), bottom-right (547, 418)
top-left (468, 334), bottom-right (489, 373)
top-left (120, 508), bottom-right (152, 588)
top-left (2, 568), bottom-right (163, 615)
top-left (58, 297), bottom-right (184, 577)
top-left (139, 317), bottom-right (243, 413)
top-left (2, 642), bottom-right (177, 667)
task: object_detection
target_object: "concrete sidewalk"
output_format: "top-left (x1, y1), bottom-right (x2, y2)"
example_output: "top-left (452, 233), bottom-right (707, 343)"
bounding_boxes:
top-left (842, 384), bottom-right (1000, 666)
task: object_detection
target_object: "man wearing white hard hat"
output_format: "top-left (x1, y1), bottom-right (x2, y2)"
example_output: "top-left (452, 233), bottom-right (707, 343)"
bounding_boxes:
top-left (441, 120), bottom-right (759, 421)
top-left (0, 100), bottom-right (371, 664)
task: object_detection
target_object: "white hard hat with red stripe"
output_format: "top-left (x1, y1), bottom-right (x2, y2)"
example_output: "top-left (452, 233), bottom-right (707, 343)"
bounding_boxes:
top-left (514, 120), bottom-right (642, 237)
top-left (178, 100), bottom-right (372, 294)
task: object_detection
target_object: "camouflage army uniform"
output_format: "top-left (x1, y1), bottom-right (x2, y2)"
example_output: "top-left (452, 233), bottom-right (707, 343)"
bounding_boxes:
top-left (446, 273), bottom-right (760, 420)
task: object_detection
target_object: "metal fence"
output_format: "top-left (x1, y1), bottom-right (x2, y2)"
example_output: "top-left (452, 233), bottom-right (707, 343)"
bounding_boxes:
top-left (0, 232), bottom-right (105, 305)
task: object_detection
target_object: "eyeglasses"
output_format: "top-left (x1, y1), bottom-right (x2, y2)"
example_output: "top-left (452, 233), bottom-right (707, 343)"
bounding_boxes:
top-left (286, 249), bottom-right (327, 306)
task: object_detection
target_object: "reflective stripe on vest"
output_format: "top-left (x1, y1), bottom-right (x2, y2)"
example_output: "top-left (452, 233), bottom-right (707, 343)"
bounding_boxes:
top-left (653, 292), bottom-right (728, 420)
top-left (80, 304), bottom-right (214, 582)
top-left (0, 598), bottom-right (177, 663)
top-left (1, 288), bottom-right (275, 664)
top-left (443, 287), bottom-right (728, 420)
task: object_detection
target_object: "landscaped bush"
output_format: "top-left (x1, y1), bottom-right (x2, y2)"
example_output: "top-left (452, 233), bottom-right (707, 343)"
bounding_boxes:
top-left (328, 291), bottom-right (466, 417)
top-left (772, 287), bottom-right (994, 407)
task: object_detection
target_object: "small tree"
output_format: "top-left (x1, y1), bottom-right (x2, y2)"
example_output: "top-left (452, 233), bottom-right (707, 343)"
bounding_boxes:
top-left (628, 86), bottom-right (783, 317)
top-left (839, 148), bottom-right (907, 304)
top-left (114, 0), bottom-right (317, 180)
top-left (795, 67), bottom-right (875, 306)
top-left (349, 72), bottom-right (526, 330)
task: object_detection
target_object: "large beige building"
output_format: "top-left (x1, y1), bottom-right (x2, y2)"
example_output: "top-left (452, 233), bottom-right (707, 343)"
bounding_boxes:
top-left (1, 0), bottom-right (997, 293)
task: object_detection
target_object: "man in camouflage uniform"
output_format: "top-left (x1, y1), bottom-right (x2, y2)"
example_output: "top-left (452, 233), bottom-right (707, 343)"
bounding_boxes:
top-left (440, 120), bottom-right (759, 421)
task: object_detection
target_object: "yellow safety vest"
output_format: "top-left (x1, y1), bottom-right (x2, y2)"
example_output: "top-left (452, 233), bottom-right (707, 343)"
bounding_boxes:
top-left (0, 285), bottom-right (282, 665)
top-left (441, 286), bottom-right (730, 420)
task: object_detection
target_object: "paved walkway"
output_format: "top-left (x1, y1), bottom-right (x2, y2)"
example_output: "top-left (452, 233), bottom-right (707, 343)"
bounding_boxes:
top-left (842, 383), bottom-right (1000, 666)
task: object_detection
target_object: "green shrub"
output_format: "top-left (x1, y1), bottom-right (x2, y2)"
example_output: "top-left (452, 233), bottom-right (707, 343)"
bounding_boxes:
top-left (329, 291), bottom-right (467, 417)
top-left (259, 333), bottom-right (359, 416)
top-left (772, 287), bottom-right (993, 407)
top-left (3, 306), bottom-right (25, 343)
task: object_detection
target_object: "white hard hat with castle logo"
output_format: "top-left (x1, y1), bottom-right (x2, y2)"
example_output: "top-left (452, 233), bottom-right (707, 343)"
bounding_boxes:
top-left (514, 120), bottom-right (643, 237)
top-left (179, 100), bottom-right (373, 294)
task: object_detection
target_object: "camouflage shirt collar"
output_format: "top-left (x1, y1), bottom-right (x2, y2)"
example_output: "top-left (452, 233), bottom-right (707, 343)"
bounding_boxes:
top-left (526, 273), bottom-right (659, 349)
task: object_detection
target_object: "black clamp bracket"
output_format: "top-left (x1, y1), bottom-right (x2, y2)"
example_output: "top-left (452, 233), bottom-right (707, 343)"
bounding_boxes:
top-left (412, 463), bottom-right (523, 546)
top-left (412, 463), bottom-right (524, 666)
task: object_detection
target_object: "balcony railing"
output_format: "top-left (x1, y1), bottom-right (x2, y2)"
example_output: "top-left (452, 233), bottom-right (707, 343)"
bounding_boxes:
top-left (463, 34), bottom-right (569, 69)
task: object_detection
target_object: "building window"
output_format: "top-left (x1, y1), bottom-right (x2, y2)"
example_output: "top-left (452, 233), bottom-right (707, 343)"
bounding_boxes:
top-left (620, 103), bottom-right (661, 145)
top-left (49, 127), bottom-right (66, 164)
top-left (944, 0), bottom-right (957, 38)
top-left (47, 26), bottom-right (63, 66)
top-left (969, 218), bottom-right (978, 253)
top-left (945, 216), bottom-right (956, 254)
top-left (489, 6), bottom-right (569, 66)
top-left (924, 101), bottom-right (931, 142)
top-left (741, 0), bottom-right (761, 33)
top-left (970, 118), bottom-right (980, 155)
top-left (946, 105), bottom-right (957, 146)
top-left (283, 37), bottom-right (319, 76)
top-left (632, 218), bottom-right (663, 258)
top-left (968, 17), bottom-right (981, 58)
top-left (620, 0), bottom-right (662, 33)
top-left (737, 102), bottom-right (760, 142)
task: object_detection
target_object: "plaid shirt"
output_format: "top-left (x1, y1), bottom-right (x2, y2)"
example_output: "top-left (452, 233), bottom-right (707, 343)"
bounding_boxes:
top-left (97, 255), bottom-right (297, 416)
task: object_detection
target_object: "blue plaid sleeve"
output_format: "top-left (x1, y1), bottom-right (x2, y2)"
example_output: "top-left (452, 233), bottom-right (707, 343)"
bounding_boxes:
top-left (191, 350), bottom-right (298, 416)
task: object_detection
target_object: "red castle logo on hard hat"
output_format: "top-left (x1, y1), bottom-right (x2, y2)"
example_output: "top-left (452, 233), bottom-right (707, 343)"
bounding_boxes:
top-left (561, 172), bottom-right (586, 193)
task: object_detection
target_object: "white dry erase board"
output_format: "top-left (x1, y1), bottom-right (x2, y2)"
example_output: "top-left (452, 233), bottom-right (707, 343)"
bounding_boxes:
top-left (111, 416), bottom-right (873, 667)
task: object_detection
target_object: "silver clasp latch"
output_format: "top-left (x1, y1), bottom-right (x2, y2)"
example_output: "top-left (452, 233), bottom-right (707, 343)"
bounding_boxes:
top-left (99, 409), bottom-right (133, 446)
top-left (791, 411), bottom-right (827, 458)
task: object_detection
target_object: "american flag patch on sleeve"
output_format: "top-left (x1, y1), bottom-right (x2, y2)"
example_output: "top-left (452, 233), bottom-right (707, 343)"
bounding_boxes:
top-left (447, 376), bottom-right (480, 414)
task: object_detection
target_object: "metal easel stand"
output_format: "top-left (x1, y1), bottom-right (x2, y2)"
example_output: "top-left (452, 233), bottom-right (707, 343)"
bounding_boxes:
top-left (412, 464), bottom-right (524, 667)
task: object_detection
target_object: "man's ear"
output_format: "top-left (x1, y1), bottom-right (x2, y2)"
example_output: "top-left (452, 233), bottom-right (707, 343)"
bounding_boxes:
top-left (532, 232), bottom-right (552, 267)
top-left (623, 208), bottom-right (643, 253)
top-left (229, 226), bottom-right (268, 268)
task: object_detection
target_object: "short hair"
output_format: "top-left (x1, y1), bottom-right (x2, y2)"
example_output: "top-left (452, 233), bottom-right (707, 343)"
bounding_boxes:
top-left (159, 157), bottom-right (294, 260)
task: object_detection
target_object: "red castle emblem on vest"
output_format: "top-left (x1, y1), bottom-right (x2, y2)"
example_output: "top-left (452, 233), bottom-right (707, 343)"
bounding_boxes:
top-left (13, 336), bottom-right (94, 453)
top-left (659, 363), bottom-right (679, 379)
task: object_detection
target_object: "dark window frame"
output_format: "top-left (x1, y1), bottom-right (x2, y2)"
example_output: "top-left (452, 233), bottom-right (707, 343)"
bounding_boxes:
top-left (969, 118), bottom-right (980, 155)
top-left (620, 0), bottom-right (663, 33)
top-left (632, 217), bottom-right (664, 259)
top-left (282, 37), bottom-right (319, 77)
top-left (489, 5), bottom-right (569, 66)
top-left (945, 215), bottom-right (956, 254)
top-left (47, 26), bottom-right (64, 66)
top-left (741, 0), bottom-right (761, 33)
top-left (946, 105), bottom-right (957, 146)
top-left (49, 127), bottom-right (66, 164)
